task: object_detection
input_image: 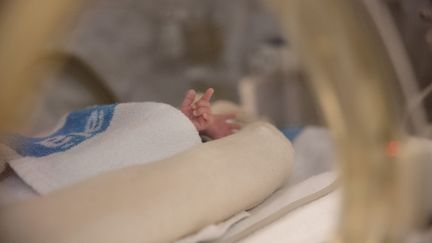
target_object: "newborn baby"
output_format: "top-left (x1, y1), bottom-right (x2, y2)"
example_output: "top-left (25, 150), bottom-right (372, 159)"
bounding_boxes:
top-left (180, 88), bottom-right (241, 139)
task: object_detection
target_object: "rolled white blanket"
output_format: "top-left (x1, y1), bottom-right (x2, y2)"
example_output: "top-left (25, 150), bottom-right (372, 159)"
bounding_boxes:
top-left (0, 122), bottom-right (293, 243)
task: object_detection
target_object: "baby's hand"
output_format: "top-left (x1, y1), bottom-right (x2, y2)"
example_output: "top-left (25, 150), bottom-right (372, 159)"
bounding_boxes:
top-left (180, 88), bottom-right (214, 132)
top-left (180, 88), bottom-right (240, 139)
top-left (204, 114), bottom-right (241, 139)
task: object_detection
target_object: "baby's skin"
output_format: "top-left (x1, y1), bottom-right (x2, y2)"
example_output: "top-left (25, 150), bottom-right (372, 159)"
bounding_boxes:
top-left (180, 88), bottom-right (240, 139)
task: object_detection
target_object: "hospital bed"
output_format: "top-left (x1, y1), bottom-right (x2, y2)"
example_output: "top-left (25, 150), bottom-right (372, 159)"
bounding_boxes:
top-left (1, 0), bottom-right (432, 243)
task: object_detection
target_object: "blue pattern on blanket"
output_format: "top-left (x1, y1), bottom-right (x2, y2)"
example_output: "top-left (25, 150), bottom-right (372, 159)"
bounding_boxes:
top-left (281, 127), bottom-right (304, 141)
top-left (6, 104), bottom-right (116, 158)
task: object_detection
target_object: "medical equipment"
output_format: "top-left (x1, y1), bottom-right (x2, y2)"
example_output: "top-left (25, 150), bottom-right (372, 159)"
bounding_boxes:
top-left (1, 0), bottom-right (432, 242)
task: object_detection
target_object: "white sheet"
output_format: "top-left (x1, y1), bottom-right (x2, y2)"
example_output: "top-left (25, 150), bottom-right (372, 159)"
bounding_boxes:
top-left (212, 172), bottom-right (337, 243)
top-left (287, 127), bottom-right (334, 185)
top-left (240, 191), bottom-right (339, 243)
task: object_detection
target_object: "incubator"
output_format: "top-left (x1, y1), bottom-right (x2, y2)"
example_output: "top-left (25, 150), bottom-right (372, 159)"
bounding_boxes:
top-left (0, 0), bottom-right (432, 242)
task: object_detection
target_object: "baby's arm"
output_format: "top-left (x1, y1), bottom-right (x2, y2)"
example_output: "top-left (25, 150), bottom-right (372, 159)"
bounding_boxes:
top-left (180, 88), bottom-right (240, 139)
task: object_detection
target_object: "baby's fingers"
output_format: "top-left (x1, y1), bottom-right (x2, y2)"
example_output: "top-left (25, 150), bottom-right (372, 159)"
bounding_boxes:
top-left (194, 99), bottom-right (211, 109)
top-left (193, 107), bottom-right (212, 118)
top-left (200, 88), bottom-right (214, 102)
top-left (181, 89), bottom-right (196, 110)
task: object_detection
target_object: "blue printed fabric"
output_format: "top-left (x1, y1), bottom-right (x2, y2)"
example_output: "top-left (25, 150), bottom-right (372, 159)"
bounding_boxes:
top-left (5, 104), bottom-right (116, 158)
top-left (281, 127), bottom-right (304, 141)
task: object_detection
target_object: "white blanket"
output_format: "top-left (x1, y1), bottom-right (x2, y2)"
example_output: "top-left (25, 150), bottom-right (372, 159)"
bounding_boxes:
top-left (287, 127), bottom-right (334, 185)
top-left (240, 191), bottom-right (339, 243)
top-left (218, 172), bottom-right (337, 243)
top-left (5, 102), bottom-right (201, 194)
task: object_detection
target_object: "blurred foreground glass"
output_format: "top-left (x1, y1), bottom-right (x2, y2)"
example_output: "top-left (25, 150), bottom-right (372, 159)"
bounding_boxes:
top-left (0, 0), bottom-right (84, 132)
top-left (267, 0), bottom-right (431, 242)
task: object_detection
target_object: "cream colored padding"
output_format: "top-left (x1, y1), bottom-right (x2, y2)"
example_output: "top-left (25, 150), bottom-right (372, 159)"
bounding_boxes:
top-left (0, 122), bottom-right (293, 243)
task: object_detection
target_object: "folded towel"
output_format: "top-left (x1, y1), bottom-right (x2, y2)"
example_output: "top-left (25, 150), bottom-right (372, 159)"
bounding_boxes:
top-left (4, 102), bottom-right (201, 194)
top-left (0, 122), bottom-right (293, 243)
